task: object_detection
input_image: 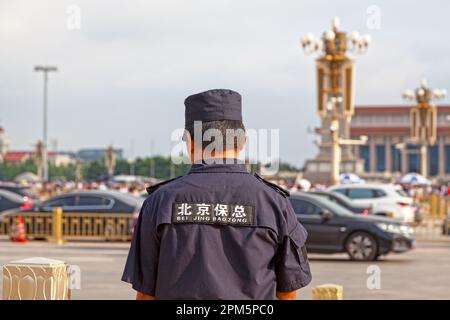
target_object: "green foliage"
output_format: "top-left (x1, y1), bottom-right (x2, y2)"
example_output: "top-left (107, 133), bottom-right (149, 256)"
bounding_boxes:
top-left (49, 164), bottom-right (77, 181)
top-left (278, 161), bottom-right (300, 172)
top-left (0, 158), bottom-right (37, 180)
top-left (0, 157), bottom-right (298, 181)
top-left (83, 161), bottom-right (106, 180)
top-left (0, 156), bottom-right (191, 181)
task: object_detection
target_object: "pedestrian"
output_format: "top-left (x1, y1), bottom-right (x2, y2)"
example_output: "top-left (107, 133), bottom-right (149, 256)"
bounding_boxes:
top-left (122, 89), bottom-right (311, 300)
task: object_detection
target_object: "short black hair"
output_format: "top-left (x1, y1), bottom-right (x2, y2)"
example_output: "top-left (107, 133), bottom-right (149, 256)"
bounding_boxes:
top-left (185, 120), bottom-right (246, 151)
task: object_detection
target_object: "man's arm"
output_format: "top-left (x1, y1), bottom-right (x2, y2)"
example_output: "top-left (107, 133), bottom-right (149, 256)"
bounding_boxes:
top-left (121, 199), bottom-right (160, 298)
top-left (276, 291), bottom-right (297, 300)
top-left (136, 292), bottom-right (155, 300)
top-left (274, 201), bottom-right (312, 295)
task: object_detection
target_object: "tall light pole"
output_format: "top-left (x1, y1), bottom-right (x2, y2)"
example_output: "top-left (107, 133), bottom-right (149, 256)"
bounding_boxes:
top-left (402, 79), bottom-right (446, 178)
top-left (34, 65), bottom-right (58, 181)
top-left (300, 17), bottom-right (370, 185)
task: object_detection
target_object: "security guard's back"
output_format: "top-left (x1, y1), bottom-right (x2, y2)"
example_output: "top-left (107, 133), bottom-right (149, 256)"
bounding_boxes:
top-left (122, 89), bottom-right (311, 300)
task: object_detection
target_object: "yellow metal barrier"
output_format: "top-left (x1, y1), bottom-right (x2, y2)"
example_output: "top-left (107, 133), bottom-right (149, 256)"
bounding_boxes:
top-left (413, 195), bottom-right (449, 241)
top-left (0, 210), bottom-right (134, 241)
top-left (438, 197), bottom-right (448, 219)
top-left (428, 194), bottom-right (448, 219)
top-left (51, 208), bottom-right (64, 245)
top-left (430, 193), bottom-right (438, 217)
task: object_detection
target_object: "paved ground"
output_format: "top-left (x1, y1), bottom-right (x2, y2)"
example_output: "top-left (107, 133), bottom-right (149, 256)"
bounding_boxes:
top-left (0, 240), bottom-right (449, 299)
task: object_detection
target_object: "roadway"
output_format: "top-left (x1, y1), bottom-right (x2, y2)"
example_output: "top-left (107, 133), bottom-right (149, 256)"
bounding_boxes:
top-left (0, 240), bottom-right (449, 299)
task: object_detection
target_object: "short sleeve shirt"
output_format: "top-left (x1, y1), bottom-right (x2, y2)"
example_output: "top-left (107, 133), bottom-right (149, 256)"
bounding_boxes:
top-left (121, 162), bottom-right (312, 299)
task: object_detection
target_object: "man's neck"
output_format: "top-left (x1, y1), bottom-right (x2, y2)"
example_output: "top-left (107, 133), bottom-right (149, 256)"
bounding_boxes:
top-left (190, 149), bottom-right (240, 164)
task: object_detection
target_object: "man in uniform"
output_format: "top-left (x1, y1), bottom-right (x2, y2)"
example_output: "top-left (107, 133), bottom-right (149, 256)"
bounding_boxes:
top-left (122, 89), bottom-right (311, 300)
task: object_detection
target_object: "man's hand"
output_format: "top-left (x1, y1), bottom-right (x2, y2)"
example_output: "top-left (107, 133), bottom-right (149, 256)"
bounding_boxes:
top-left (136, 292), bottom-right (155, 300)
top-left (276, 291), bottom-right (297, 300)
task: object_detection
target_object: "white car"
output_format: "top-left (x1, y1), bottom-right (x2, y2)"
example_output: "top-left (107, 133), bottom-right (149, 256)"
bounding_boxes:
top-left (327, 184), bottom-right (415, 223)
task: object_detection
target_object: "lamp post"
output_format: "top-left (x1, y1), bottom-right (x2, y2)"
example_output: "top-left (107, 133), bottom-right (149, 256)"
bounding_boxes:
top-left (104, 145), bottom-right (116, 176)
top-left (34, 140), bottom-right (45, 180)
top-left (300, 17), bottom-right (370, 185)
top-left (34, 65), bottom-right (58, 181)
top-left (402, 79), bottom-right (446, 178)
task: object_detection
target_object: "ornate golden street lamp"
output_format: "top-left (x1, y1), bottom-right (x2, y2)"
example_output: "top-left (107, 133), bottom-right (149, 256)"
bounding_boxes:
top-left (34, 140), bottom-right (45, 180)
top-left (402, 79), bottom-right (446, 178)
top-left (104, 145), bottom-right (116, 176)
top-left (300, 17), bottom-right (370, 185)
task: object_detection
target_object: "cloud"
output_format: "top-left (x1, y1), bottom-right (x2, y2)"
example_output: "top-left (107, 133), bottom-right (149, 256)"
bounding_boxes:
top-left (0, 0), bottom-right (449, 166)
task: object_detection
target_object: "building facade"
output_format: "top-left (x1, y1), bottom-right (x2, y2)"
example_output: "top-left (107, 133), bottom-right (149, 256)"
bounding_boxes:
top-left (3, 151), bottom-right (61, 165)
top-left (350, 105), bottom-right (450, 182)
top-left (76, 148), bottom-right (123, 162)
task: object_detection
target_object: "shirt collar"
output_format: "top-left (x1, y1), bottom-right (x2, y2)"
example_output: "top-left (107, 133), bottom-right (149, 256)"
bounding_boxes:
top-left (188, 158), bottom-right (248, 174)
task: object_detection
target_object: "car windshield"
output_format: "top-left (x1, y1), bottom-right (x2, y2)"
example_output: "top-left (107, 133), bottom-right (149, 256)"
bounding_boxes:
top-left (113, 192), bottom-right (145, 207)
top-left (395, 189), bottom-right (409, 197)
top-left (310, 195), bottom-right (355, 217)
top-left (0, 190), bottom-right (24, 202)
top-left (0, 186), bottom-right (36, 199)
top-left (17, 188), bottom-right (36, 198)
top-left (316, 191), bottom-right (352, 205)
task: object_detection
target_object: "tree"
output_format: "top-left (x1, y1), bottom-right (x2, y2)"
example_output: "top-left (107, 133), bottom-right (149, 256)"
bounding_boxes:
top-left (0, 156), bottom-right (298, 182)
top-left (0, 158), bottom-right (37, 181)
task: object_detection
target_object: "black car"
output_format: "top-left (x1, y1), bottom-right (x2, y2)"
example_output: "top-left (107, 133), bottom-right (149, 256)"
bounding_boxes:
top-left (290, 192), bottom-right (415, 261)
top-left (310, 190), bottom-right (372, 215)
top-left (0, 189), bottom-right (36, 212)
top-left (0, 183), bottom-right (37, 199)
top-left (4, 190), bottom-right (144, 221)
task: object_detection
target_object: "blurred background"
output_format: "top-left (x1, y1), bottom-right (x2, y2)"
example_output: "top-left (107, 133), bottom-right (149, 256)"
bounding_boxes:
top-left (1, 0), bottom-right (450, 299)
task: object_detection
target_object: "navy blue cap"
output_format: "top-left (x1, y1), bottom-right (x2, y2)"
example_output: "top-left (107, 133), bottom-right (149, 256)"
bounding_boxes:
top-left (184, 89), bottom-right (242, 126)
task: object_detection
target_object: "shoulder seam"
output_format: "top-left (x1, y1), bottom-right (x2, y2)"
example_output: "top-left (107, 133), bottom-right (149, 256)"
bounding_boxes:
top-left (253, 173), bottom-right (290, 198)
top-left (146, 176), bottom-right (181, 195)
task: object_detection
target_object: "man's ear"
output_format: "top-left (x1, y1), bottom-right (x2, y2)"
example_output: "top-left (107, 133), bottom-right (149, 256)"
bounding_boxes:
top-left (184, 130), bottom-right (194, 160)
top-left (238, 135), bottom-right (247, 152)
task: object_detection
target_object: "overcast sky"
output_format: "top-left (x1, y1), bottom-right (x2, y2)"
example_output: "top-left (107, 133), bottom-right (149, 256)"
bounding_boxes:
top-left (1, 0), bottom-right (449, 166)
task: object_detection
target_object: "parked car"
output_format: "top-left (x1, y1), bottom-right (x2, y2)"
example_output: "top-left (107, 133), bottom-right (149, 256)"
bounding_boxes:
top-left (2, 190), bottom-right (144, 222)
top-left (310, 190), bottom-right (372, 215)
top-left (0, 189), bottom-right (36, 212)
top-left (0, 183), bottom-right (37, 200)
top-left (290, 192), bottom-right (415, 261)
top-left (327, 184), bottom-right (415, 223)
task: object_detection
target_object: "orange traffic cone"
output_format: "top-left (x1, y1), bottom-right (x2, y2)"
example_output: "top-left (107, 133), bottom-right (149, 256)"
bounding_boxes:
top-left (12, 215), bottom-right (27, 243)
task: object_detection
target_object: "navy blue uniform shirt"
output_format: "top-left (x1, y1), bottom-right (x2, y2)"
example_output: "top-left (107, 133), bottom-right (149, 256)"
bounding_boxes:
top-left (121, 161), bottom-right (312, 299)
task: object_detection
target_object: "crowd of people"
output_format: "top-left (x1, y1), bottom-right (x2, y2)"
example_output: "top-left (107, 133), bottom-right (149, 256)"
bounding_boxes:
top-left (8, 173), bottom-right (450, 202)
top-left (17, 179), bottom-right (154, 200)
top-left (268, 177), bottom-right (450, 201)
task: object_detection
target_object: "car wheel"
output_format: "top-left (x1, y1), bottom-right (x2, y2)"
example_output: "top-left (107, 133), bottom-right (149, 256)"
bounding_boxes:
top-left (345, 232), bottom-right (379, 261)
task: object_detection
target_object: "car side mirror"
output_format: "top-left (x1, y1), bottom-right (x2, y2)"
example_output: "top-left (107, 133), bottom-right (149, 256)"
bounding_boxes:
top-left (321, 209), bottom-right (333, 220)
